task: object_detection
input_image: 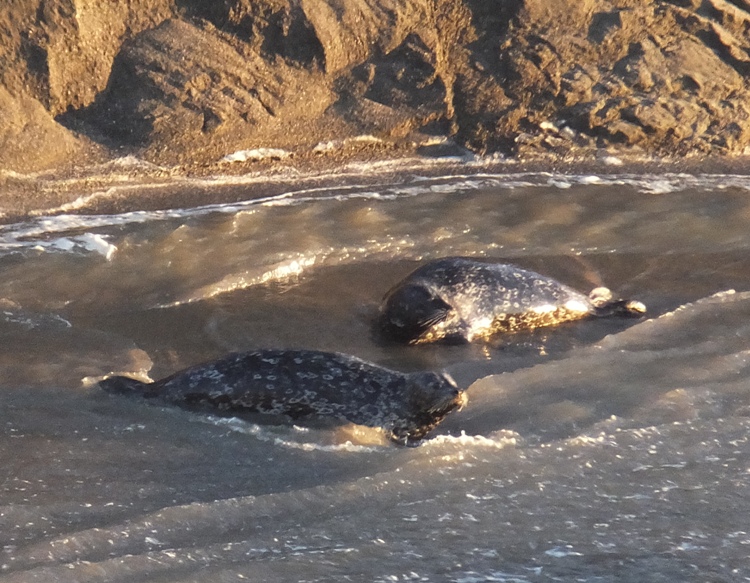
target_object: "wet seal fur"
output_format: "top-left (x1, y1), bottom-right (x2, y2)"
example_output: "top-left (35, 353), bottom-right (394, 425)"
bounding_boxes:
top-left (99, 349), bottom-right (465, 444)
top-left (378, 257), bottom-right (646, 344)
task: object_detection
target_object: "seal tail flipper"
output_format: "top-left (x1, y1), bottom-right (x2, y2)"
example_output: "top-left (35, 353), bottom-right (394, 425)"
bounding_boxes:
top-left (589, 287), bottom-right (647, 317)
top-left (99, 375), bottom-right (159, 398)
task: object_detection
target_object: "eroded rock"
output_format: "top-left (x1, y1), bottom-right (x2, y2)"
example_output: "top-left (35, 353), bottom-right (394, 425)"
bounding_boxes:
top-left (73, 18), bottom-right (334, 164)
top-left (3, 0), bottom-right (750, 173)
top-left (0, 86), bottom-right (93, 173)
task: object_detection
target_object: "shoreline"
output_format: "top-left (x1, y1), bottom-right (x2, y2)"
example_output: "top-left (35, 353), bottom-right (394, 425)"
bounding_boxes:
top-left (5, 0), bottom-right (750, 221)
top-left (3, 142), bottom-right (750, 224)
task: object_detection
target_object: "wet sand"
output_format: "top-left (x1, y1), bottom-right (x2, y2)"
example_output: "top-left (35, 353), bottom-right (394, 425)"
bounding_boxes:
top-left (4, 146), bottom-right (750, 223)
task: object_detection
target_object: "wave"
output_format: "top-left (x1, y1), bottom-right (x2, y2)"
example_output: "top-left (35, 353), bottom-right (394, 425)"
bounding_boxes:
top-left (5, 169), bottom-right (750, 259)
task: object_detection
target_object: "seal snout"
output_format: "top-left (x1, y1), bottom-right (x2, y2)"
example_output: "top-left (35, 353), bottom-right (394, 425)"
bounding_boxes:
top-left (391, 371), bottom-right (467, 444)
top-left (431, 385), bottom-right (466, 415)
top-left (437, 371), bottom-right (467, 412)
top-left (405, 371), bottom-right (466, 419)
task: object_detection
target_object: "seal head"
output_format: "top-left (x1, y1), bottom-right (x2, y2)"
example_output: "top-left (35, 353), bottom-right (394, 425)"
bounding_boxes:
top-left (378, 284), bottom-right (457, 343)
top-left (390, 371), bottom-right (466, 444)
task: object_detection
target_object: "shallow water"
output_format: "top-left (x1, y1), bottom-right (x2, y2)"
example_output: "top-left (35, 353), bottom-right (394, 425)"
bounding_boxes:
top-left (2, 165), bottom-right (750, 582)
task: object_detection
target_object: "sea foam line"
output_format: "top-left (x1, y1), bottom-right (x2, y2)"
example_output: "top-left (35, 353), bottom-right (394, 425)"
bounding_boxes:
top-left (4, 170), bottom-right (750, 257)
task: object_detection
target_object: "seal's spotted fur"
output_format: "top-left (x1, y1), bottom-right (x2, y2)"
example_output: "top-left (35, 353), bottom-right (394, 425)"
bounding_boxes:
top-left (100, 349), bottom-right (465, 443)
top-left (379, 257), bottom-right (646, 344)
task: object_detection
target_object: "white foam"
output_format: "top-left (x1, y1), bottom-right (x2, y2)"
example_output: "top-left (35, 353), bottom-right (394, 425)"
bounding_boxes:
top-left (600, 155), bottom-right (624, 166)
top-left (313, 135), bottom-right (384, 153)
top-left (544, 546), bottom-right (583, 558)
top-left (220, 148), bottom-right (291, 163)
top-left (200, 416), bottom-right (385, 453)
top-left (1, 310), bottom-right (72, 330)
top-left (638, 179), bottom-right (677, 195)
top-left (75, 233), bottom-right (118, 260)
top-left (7, 170), bottom-right (750, 258)
top-left (38, 188), bottom-right (118, 214)
top-left (312, 141), bottom-right (337, 153)
top-left (24, 233), bottom-right (118, 259)
top-left (547, 178), bottom-right (572, 189)
top-left (423, 430), bottom-right (519, 449)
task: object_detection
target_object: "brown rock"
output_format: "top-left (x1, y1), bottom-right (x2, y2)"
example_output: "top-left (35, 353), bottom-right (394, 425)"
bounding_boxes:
top-left (0, 0), bottom-right (175, 115)
top-left (73, 18), bottom-right (334, 164)
top-left (5, 0), bottom-right (750, 174)
top-left (299, 0), bottom-right (416, 74)
top-left (0, 86), bottom-right (92, 173)
top-left (337, 32), bottom-right (451, 133)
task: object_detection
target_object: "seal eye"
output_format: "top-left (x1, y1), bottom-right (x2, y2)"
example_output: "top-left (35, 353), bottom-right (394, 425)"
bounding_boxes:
top-left (379, 284), bottom-right (452, 342)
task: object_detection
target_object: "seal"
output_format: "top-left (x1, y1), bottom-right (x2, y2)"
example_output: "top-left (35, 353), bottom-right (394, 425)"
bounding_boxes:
top-left (378, 257), bottom-right (646, 344)
top-left (99, 349), bottom-right (466, 444)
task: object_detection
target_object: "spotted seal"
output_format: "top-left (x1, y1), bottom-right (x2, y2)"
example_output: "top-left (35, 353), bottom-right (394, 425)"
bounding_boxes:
top-left (99, 349), bottom-right (465, 444)
top-left (378, 257), bottom-right (646, 344)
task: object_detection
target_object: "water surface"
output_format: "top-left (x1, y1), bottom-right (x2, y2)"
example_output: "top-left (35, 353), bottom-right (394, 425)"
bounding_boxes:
top-left (2, 166), bottom-right (750, 582)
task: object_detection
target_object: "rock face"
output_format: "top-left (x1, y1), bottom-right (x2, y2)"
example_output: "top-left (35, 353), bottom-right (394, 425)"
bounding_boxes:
top-left (0, 86), bottom-right (90, 173)
top-left (3, 0), bottom-right (750, 171)
top-left (75, 18), bottom-right (333, 164)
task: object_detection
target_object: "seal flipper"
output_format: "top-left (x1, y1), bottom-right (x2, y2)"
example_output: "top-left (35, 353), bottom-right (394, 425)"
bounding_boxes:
top-left (589, 287), bottom-right (647, 318)
top-left (99, 375), bottom-right (160, 398)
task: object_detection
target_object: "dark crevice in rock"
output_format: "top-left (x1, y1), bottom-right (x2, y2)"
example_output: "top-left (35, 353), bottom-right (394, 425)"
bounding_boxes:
top-left (694, 28), bottom-right (750, 75)
top-left (588, 11), bottom-right (624, 44)
top-left (8, 0), bottom-right (750, 171)
top-left (177, 0), bottom-right (325, 69)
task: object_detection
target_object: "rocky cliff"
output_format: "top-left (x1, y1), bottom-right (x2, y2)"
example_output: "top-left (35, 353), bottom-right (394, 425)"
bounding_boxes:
top-left (3, 0), bottom-right (750, 173)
